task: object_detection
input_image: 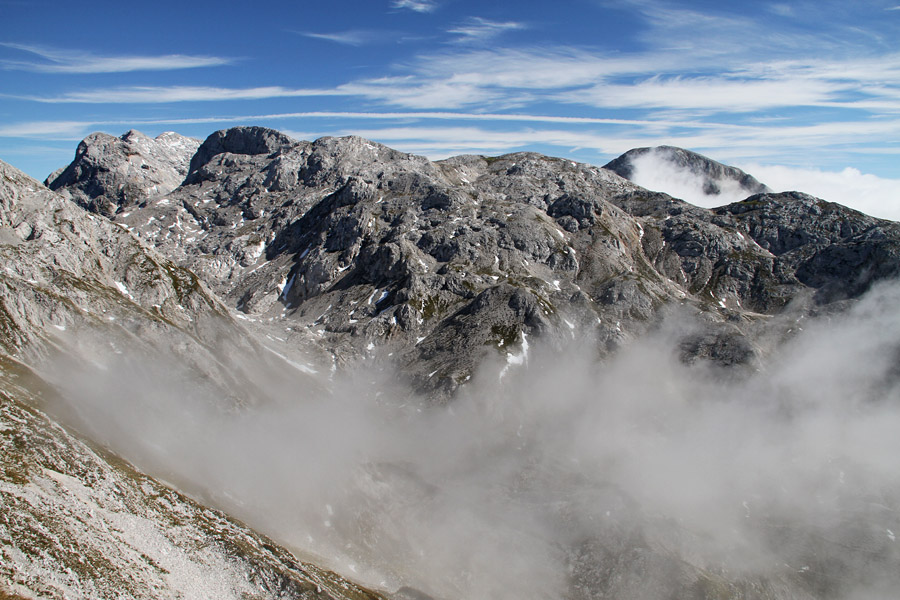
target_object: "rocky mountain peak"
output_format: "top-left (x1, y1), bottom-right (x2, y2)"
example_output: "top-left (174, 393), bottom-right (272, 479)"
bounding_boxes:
top-left (45, 129), bottom-right (200, 218)
top-left (184, 126), bottom-right (299, 184)
top-left (605, 145), bottom-right (770, 199)
top-left (121, 128), bottom-right (149, 142)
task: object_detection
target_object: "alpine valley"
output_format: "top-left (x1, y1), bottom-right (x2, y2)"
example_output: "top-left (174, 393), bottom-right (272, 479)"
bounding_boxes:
top-left (2, 126), bottom-right (899, 599)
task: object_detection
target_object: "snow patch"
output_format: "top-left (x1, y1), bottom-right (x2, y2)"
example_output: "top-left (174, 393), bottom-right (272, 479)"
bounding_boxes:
top-left (114, 281), bottom-right (134, 300)
top-left (262, 345), bottom-right (317, 375)
top-left (279, 274), bottom-right (296, 299)
top-left (499, 332), bottom-right (530, 380)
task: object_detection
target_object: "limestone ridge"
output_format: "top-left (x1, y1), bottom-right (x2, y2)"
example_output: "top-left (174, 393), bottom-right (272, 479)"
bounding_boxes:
top-left (45, 127), bottom-right (900, 397)
top-left (604, 145), bottom-right (770, 197)
top-left (46, 129), bottom-right (200, 218)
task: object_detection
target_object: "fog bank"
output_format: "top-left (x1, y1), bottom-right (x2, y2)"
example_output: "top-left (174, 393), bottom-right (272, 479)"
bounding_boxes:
top-left (46, 282), bottom-right (900, 599)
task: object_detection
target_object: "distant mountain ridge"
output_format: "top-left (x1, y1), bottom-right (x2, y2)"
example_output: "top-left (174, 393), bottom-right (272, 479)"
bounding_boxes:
top-left (42, 126), bottom-right (900, 396)
top-left (604, 145), bottom-right (770, 198)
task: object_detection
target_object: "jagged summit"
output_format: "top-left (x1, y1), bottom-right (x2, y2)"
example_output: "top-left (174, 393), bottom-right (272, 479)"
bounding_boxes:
top-left (45, 129), bottom-right (200, 217)
top-left (184, 126), bottom-right (299, 185)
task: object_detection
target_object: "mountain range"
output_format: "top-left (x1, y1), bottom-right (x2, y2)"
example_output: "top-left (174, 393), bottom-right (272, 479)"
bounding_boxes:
top-left (2, 127), bottom-right (899, 599)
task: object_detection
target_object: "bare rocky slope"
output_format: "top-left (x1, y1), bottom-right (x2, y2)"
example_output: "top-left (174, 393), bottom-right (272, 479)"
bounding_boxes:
top-left (0, 367), bottom-right (385, 600)
top-left (2, 128), bottom-right (900, 599)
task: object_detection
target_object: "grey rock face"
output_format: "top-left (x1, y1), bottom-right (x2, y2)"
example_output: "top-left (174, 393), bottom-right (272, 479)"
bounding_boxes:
top-left (605, 145), bottom-right (770, 198)
top-left (4, 160), bottom-right (212, 352)
top-left (46, 130), bottom-right (199, 217)
top-left (184, 125), bottom-right (298, 185)
top-left (1, 159), bottom-right (317, 407)
top-left (716, 192), bottom-right (900, 303)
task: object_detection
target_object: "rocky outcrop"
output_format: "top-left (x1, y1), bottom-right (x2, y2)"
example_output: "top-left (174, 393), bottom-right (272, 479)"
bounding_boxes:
top-left (715, 192), bottom-right (900, 303)
top-left (184, 125), bottom-right (299, 185)
top-left (2, 159), bottom-right (260, 386)
top-left (46, 130), bottom-right (199, 217)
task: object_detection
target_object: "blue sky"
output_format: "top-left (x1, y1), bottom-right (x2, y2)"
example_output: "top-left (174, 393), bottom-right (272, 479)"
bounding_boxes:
top-left (2, 0), bottom-right (899, 216)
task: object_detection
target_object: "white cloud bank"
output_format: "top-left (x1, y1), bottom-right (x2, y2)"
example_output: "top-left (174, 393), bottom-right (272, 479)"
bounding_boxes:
top-left (46, 280), bottom-right (900, 600)
top-left (742, 163), bottom-right (900, 222)
top-left (623, 147), bottom-right (900, 222)
top-left (626, 149), bottom-right (766, 208)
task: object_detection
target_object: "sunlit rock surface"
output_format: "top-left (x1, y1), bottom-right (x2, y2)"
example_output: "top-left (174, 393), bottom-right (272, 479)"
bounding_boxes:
top-left (46, 130), bottom-right (200, 218)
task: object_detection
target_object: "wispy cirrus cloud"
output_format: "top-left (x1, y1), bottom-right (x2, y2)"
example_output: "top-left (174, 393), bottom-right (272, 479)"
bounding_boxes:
top-left (0, 43), bottom-right (231, 73)
top-left (335, 77), bottom-right (503, 109)
top-left (392, 0), bottom-right (438, 13)
top-left (564, 76), bottom-right (846, 112)
top-left (409, 48), bottom-right (666, 89)
top-left (298, 30), bottom-right (382, 46)
top-left (4, 110), bottom-right (898, 154)
top-left (18, 85), bottom-right (344, 104)
top-left (446, 17), bottom-right (526, 43)
top-left (318, 46), bottom-right (899, 117)
top-left (0, 109), bottom-right (754, 131)
top-left (767, 3), bottom-right (795, 17)
top-left (0, 119), bottom-right (93, 138)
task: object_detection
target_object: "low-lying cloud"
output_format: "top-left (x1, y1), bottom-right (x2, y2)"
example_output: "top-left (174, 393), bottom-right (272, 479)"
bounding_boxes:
top-left (739, 163), bottom-right (900, 222)
top-left (44, 281), bottom-right (900, 599)
top-left (624, 148), bottom-right (900, 223)
top-left (625, 148), bottom-right (761, 208)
